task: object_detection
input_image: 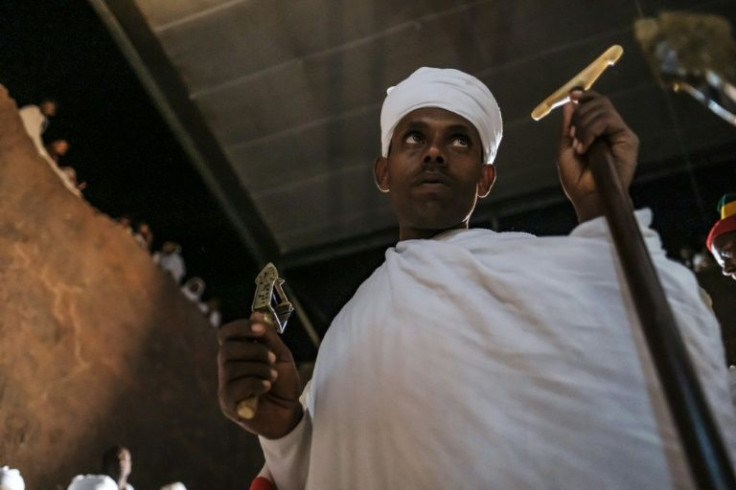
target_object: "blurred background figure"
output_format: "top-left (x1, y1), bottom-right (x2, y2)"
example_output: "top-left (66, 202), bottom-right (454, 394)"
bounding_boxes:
top-left (67, 475), bottom-right (117, 490)
top-left (45, 138), bottom-right (70, 164)
top-left (59, 166), bottom-right (87, 195)
top-left (43, 138), bottom-right (83, 196)
top-left (18, 96), bottom-right (57, 157)
top-left (707, 193), bottom-right (736, 280)
top-left (181, 277), bottom-right (206, 312)
top-left (0, 466), bottom-right (25, 490)
top-left (153, 241), bottom-right (186, 284)
top-left (204, 297), bottom-right (222, 327)
top-left (636, 12), bottom-right (736, 126)
top-left (116, 215), bottom-right (135, 237)
top-left (101, 445), bottom-right (134, 490)
top-left (134, 222), bottom-right (154, 252)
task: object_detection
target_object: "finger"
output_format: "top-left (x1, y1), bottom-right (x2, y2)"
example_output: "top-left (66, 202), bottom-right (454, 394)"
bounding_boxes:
top-left (560, 100), bottom-right (575, 150)
top-left (572, 108), bottom-right (610, 152)
top-left (222, 376), bottom-right (272, 407)
top-left (218, 319), bottom-right (262, 344)
top-left (570, 89), bottom-right (601, 104)
top-left (220, 341), bottom-right (276, 365)
top-left (571, 90), bottom-right (612, 119)
top-left (223, 361), bottom-right (279, 384)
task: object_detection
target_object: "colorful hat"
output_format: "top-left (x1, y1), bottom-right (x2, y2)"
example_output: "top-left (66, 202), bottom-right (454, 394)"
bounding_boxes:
top-left (706, 193), bottom-right (736, 252)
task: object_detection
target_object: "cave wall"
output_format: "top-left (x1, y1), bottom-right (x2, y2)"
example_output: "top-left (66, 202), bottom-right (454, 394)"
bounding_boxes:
top-left (0, 88), bottom-right (262, 488)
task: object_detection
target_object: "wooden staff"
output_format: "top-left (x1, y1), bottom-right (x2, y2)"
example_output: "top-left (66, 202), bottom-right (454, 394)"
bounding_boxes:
top-left (588, 140), bottom-right (735, 489)
top-left (534, 45), bottom-right (735, 488)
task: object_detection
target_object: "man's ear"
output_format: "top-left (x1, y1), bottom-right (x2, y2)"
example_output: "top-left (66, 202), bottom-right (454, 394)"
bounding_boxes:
top-left (373, 156), bottom-right (390, 193)
top-left (476, 164), bottom-right (496, 198)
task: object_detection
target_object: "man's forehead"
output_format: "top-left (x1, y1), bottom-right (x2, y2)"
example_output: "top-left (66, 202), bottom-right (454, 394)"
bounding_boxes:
top-left (395, 107), bottom-right (480, 134)
top-left (714, 230), bottom-right (736, 250)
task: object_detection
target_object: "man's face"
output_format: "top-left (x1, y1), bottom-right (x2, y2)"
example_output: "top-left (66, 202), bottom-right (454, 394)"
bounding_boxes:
top-left (374, 107), bottom-right (495, 241)
top-left (49, 140), bottom-right (69, 157)
top-left (40, 101), bottom-right (57, 117)
top-left (712, 231), bottom-right (736, 280)
top-left (118, 448), bottom-right (132, 479)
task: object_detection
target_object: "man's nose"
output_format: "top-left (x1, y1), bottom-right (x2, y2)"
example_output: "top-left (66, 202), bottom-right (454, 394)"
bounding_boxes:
top-left (423, 143), bottom-right (445, 165)
top-left (723, 259), bottom-right (736, 274)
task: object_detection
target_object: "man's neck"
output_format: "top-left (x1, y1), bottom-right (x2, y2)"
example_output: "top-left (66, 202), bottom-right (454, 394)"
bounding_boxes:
top-left (398, 221), bottom-right (469, 241)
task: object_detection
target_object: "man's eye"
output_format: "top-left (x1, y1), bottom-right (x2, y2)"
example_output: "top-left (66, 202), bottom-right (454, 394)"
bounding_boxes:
top-left (404, 132), bottom-right (423, 144)
top-left (451, 135), bottom-right (470, 147)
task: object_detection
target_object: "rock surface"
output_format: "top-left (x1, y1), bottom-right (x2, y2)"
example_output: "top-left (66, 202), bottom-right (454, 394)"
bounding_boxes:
top-left (0, 87), bottom-right (262, 488)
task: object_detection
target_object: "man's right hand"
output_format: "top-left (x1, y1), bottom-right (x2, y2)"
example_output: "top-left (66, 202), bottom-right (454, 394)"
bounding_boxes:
top-left (217, 312), bottom-right (303, 439)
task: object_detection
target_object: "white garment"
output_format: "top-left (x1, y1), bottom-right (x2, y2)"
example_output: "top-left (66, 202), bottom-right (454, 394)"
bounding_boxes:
top-left (18, 105), bottom-right (49, 157)
top-left (0, 466), bottom-right (25, 490)
top-left (208, 309), bottom-right (222, 328)
top-left (261, 210), bottom-right (736, 489)
top-left (154, 251), bottom-right (186, 283)
top-left (66, 475), bottom-right (117, 490)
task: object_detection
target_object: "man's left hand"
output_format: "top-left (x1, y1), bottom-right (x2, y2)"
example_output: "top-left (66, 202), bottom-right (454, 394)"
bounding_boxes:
top-left (557, 90), bottom-right (639, 222)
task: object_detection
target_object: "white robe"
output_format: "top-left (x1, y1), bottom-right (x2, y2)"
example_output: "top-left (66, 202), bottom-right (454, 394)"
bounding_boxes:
top-left (260, 211), bottom-right (736, 489)
top-left (154, 251), bottom-right (186, 284)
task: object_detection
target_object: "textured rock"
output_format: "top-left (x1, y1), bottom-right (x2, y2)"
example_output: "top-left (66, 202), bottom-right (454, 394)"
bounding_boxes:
top-left (0, 88), bottom-right (262, 487)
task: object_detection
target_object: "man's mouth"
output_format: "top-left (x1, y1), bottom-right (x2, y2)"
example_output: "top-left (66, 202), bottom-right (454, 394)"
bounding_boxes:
top-left (416, 173), bottom-right (451, 186)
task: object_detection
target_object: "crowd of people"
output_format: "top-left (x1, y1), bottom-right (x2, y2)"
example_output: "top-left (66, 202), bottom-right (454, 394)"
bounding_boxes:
top-left (116, 216), bottom-right (222, 328)
top-left (0, 446), bottom-right (185, 490)
top-left (17, 94), bottom-right (223, 329)
top-left (18, 97), bottom-right (85, 197)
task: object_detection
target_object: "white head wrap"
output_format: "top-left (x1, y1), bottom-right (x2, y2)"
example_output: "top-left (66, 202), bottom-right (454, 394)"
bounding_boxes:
top-left (66, 475), bottom-right (117, 490)
top-left (0, 467), bottom-right (25, 490)
top-left (380, 67), bottom-right (503, 164)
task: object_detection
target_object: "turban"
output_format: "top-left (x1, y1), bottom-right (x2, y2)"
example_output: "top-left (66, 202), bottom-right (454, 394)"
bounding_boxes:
top-left (380, 67), bottom-right (503, 164)
top-left (706, 193), bottom-right (736, 253)
top-left (66, 475), bottom-right (117, 490)
top-left (0, 467), bottom-right (24, 490)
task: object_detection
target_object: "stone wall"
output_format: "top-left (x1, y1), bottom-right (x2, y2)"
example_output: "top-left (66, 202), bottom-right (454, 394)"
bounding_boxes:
top-left (0, 88), bottom-right (262, 488)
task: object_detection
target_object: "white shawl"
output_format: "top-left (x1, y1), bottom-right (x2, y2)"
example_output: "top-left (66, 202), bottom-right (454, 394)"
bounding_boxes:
top-left (262, 211), bottom-right (735, 489)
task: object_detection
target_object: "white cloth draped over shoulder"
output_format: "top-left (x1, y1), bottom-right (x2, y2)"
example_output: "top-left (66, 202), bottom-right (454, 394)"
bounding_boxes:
top-left (261, 210), bottom-right (736, 489)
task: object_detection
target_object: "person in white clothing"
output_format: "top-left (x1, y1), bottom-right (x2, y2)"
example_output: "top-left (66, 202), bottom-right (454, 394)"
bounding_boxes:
top-left (154, 241), bottom-right (186, 284)
top-left (217, 67), bottom-right (736, 489)
top-left (101, 445), bottom-right (134, 490)
top-left (0, 466), bottom-right (25, 490)
top-left (181, 277), bottom-right (207, 313)
top-left (18, 97), bottom-right (57, 158)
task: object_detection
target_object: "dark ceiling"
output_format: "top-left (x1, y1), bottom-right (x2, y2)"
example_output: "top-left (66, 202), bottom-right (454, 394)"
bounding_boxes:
top-left (89, 0), bottom-right (736, 267)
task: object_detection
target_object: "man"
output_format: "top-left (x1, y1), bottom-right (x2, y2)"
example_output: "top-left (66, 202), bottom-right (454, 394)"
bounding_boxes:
top-left (707, 193), bottom-right (736, 280)
top-left (101, 445), bottom-right (134, 490)
top-left (154, 241), bottom-right (187, 284)
top-left (218, 68), bottom-right (736, 488)
top-left (18, 97), bottom-right (57, 158)
top-left (45, 138), bottom-right (70, 164)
